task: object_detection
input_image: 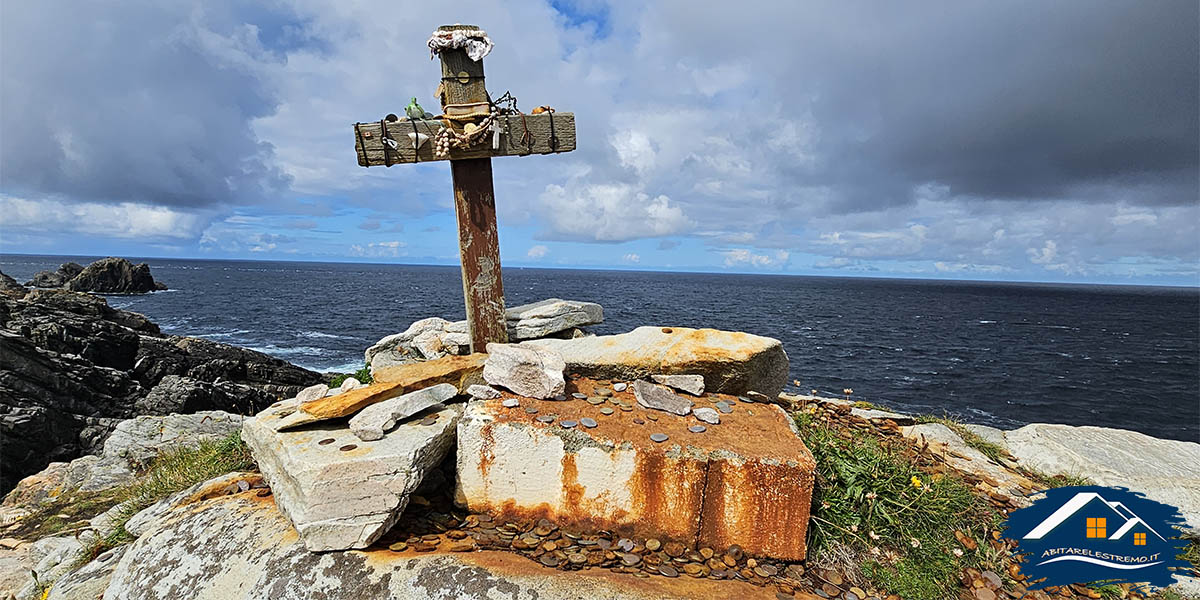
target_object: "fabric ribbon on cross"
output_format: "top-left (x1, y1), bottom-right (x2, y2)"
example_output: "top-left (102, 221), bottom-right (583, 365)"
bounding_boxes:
top-left (427, 27), bottom-right (493, 62)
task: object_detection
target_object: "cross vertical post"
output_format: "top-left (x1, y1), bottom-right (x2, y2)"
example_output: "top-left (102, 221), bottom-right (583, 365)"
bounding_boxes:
top-left (438, 24), bottom-right (508, 351)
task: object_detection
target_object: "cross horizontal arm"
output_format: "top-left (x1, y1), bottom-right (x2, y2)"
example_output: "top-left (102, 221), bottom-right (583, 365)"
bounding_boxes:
top-left (353, 112), bottom-right (575, 167)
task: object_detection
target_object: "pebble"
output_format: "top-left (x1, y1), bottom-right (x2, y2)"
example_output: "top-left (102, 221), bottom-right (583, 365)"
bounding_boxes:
top-left (560, 420), bottom-right (577, 429)
top-left (694, 407), bottom-right (720, 424)
top-left (537, 415), bottom-right (555, 423)
top-left (688, 425), bottom-right (707, 433)
top-left (580, 417), bottom-right (597, 428)
top-left (502, 398), bottom-right (520, 408)
top-left (650, 433), bottom-right (669, 443)
top-left (716, 402), bottom-right (733, 414)
top-left (599, 407), bottom-right (614, 415)
top-left (613, 382), bottom-right (627, 392)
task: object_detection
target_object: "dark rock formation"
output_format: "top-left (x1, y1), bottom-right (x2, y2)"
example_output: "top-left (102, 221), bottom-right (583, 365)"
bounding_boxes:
top-left (66, 257), bottom-right (167, 293)
top-left (0, 270), bottom-right (26, 298)
top-left (24, 262), bottom-right (83, 288)
top-left (0, 289), bottom-right (322, 493)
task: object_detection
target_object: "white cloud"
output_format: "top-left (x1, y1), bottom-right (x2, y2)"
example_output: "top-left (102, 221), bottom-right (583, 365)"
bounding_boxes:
top-left (622, 253), bottom-right (640, 263)
top-left (537, 183), bottom-right (692, 242)
top-left (349, 240), bottom-right (406, 258)
top-left (0, 196), bottom-right (208, 239)
top-left (719, 248), bottom-right (789, 269)
top-left (527, 245), bottom-right (549, 259)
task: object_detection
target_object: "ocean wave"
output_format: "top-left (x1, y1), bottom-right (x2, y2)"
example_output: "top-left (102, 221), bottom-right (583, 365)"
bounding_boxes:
top-left (245, 344), bottom-right (329, 357)
top-left (194, 329), bottom-right (253, 339)
top-left (296, 331), bottom-right (355, 340)
top-left (300, 360), bottom-right (367, 374)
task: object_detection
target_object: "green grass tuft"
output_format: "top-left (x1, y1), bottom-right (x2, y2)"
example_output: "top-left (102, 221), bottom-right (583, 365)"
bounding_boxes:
top-left (795, 411), bottom-right (1003, 600)
top-left (329, 364), bottom-right (373, 388)
top-left (75, 431), bottom-right (254, 565)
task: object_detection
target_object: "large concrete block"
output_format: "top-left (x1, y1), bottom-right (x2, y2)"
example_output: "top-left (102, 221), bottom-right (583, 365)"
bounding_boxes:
top-left (520, 326), bottom-right (789, 398)
top-left (243, 403), bottom-right (462, 551)
top-left (456, 379), bottom-right (815, 560)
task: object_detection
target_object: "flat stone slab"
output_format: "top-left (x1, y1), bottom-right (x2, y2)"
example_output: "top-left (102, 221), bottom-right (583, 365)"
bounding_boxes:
top-left (1002, 423), bottom-right (1200, 533)
top-left (456, 379), bottom-right (815, 560)
top-left (632, 380), bottom-right (693, 416)
top-left (483, 343), bottom-right (566, 399)
top-left (101, 490), bottom-right (784, 600)
top-left (243, 403), bottom-right (462, 551)
top-left (521, 326), bottom-right (789, 398)
top-left (651, 374), bottom-right (705, 396)
top-left (268, 354), bottom-right (482, 429)
top-left (349, 383), bottom-right (458, 441)
top-left (505, 298), bottom-right (603, 340)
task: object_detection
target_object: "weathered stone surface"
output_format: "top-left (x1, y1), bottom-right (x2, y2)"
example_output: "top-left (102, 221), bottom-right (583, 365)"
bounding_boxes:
top-left (365, 299), bottom-right (603, 371)
top-left (295, 383), bottom-right (328, 404)
top-left (46, 545), bottom-right (126, 600)
top-left (1002, 423), bottom-right (1200, 533)
top-left (15, 535), bottom-right (88, 599)
top-left (65, 257), bottom-right (167, 293)
top-left (24, 262), bottom-right (83, 288)
top-left (521, 326), bottom-right (789, 398)
top-left (483, 343), bottom-right (566, 400)
top-left (456, 380), bottom-right (815, 560)
top-left (693, 407), bottom-right (720, 425)
top-left (632, 380), bottom-right (693, 416)
top-left (243, 403), bottom-right (461, 551)
top-left (102, 411), bottom-right (244, 467)
top-left (289, 354), bottom-right (485, 427)
top-left (0, 540), bottom-right (32, 598)
top-left (349, 383), bottom-right (458, 441)
top-left (0, 270), bottom-right (27, 299)
top-left (650, 374), bottom-right (705, 396)
top-left (901, 423), bottom-right (1030, 506)
top-left (100, 489), bottom-right (782, 600)
top-left (504, 298), bottom-right (603, 340)
top-left (467, 384), bottom-right (501, 400)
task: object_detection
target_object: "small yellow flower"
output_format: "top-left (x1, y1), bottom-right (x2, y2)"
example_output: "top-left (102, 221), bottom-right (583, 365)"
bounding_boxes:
top-left (911, 476), bottom-right (923, 488)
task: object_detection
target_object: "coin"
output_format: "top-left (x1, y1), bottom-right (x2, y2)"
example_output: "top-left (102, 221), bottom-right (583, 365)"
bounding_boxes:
top-left (560, 420), bottom-right (577, 429)
top-left (633, 418), bottom-right (645, 425)
top-left (599, 407), bottom-right (614, 415)
top-left (502, 398), bottom-right (520, 408)
top-left (537, 415), bottom-right (555, 423)
top-left (580, 417), bottom-right (597, 428)
top-left (318, 438), bottom-right (335, 445)
top-left (689, 425), bottom-right (707, 433)
top-left (572, 392), bottom-right (587, 399)
top-left (716, 402), bottom-right (733, 414)
top-left (525, 407), bottom-right (539, 414)
top-left (650, 433), bottom-right (669, 443)
top-left (339, 444), bottom-right (358, 451)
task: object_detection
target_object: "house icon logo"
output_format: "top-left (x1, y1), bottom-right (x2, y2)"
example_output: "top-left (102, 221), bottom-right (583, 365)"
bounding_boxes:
top-left (1001, 486), bottom-right (1190, 590)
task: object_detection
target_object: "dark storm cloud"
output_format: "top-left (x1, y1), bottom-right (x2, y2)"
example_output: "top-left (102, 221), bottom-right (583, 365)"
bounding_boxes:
top-left (647, 0), bottom-right (1198, 210)
top-left (0, 1), bottom-right (292, 208)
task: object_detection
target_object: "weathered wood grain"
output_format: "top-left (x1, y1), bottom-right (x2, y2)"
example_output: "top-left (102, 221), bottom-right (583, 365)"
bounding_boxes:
top-left (353, 112), bottom-right (576, 166)
top-left (452, 157), bottom-right (508, 350)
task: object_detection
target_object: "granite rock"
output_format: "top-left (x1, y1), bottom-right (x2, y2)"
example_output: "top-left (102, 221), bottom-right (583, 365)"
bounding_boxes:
top-left (632, 380), bottom-right (694, 416)
top-left (349, 383), bottom-right (458, 441)
top-left (482, 343), bottom-right (566, 400)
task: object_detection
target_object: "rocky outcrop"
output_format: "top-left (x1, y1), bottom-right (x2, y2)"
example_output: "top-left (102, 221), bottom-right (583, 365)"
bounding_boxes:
top-left (244, 402), bottom-right (462, 551)
top-left (98, 487), bottom-right (784, 600)
top-left (1000, 423), bottom-right (1200, 535)
top-left (0, 271), bottom-right (26, 299)
top-left (0, 289), bottom-right (321, 493)
top-left (365, 299), bottom-right (602, 371)
top-left (25, 262), bottom-right (83, 288)
top-left (456, 379), bottom-right (816, 561)
top-left (66, 257), bottom-right (167, 293)
top-left (482, 343), bottom-right (566, 399)
top-left (521, 326), bottom-right (790, 398)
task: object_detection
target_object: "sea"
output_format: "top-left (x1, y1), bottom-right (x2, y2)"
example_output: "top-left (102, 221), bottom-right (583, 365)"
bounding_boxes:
top-left (2, 255), bottom-right (1197, 443)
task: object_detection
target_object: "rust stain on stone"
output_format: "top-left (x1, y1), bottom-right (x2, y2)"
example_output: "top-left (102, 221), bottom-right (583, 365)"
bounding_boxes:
top-left (301, 353), bottom-right (486, 419)
top-left (699, 458), bottom-right (814, 561)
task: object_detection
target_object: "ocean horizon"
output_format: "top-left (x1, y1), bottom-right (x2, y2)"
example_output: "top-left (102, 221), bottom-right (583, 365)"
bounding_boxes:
top-left (3, 253), bottom-right (1197, 443)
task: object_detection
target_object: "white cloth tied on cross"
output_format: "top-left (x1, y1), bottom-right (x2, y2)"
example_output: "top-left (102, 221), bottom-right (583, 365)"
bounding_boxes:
top-left (427, 27), bottom-right (494, 62)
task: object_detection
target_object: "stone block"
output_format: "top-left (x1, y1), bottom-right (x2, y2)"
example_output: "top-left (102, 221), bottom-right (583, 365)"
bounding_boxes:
top-left (243, 403), bottom-right (461, 551)
top-left (521, 326), bottom-right (788, 398)
top-left (456, 378), bottom-right (814, 560)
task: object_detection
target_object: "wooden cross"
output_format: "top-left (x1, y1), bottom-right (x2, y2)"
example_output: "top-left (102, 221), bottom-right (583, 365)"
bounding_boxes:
top-left (351, 24), bottom-right (576, 352)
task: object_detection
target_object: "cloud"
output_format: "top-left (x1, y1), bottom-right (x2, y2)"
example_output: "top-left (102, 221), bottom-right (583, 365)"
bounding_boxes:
top-left (536, 183), bottom-right (692, 242)
top-left (622, 253), bottom-right (640, 263)
top-left (719, 248), bottom-right (789, 269)
top-left (526, 245), bottom-right (549, 259)
top-left (0, 195), bottom-right (208, 240)
top-left (657, 239), bottom-right (681, 251)
top-left (349, 240), bottom-right (406, 258)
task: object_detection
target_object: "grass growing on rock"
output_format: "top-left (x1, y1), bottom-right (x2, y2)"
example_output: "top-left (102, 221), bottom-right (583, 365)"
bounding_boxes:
top-left (76, 431), bottom-right (254, 564)
top-left (329, 364), bottom-right (373, 388)
top-left (795, 410), bottom-right (1004, 600)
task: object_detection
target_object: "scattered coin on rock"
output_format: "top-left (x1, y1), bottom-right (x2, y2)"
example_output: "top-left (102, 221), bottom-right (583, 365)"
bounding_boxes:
top-left (645, 413), bottom-right (659, 421)
top-left (339, 444), bottom-right (358, 451)
top-left (650, 433), bottom-right (669, 443)
top-left (738, 395), bottom-right (755, 404)
top-left (688, 425), bottom-right (707, 433)
top-left (587, 397), bottom-right (605, 405)
top-left (572, 392), bottom-right (587, 399)
top-left (537, 415), bottom-right (555, 423)
top-left (560, 420), bottom-right (577, 429)
top-left (420, 417), bottom-right (437, 425)
top-left (596, 388), bottom-right (612, 397)
top-left (645, 538), bottom-right (661, 551)
top-left (580, 417), bottom-right (597, 428)
top-left (501, 398), bottom-right (520, 408)
top-left (716, 402), bottom-right (733, 414)
top-left (317, 438), bottom-right (335, 445)
top-left (388, 541), bottom-right (408, 551)
top-left (525, 407), bottom-right (539, 414)
top-left (599, 407), bottom-right (614, 415)
top-left (658, 565), bottom-right (679, 578)
top-left (621, 552), bottom-right (641, 566)
top-left (633, 418), bottom-right (645, 425)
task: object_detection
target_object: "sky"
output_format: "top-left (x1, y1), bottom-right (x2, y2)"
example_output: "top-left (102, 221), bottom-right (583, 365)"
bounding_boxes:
top-left (1, 1), bottom-right (1197, 285)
